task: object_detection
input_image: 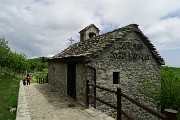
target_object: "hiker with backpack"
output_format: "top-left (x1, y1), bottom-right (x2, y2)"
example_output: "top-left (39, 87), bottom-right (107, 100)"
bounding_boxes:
top-left (26, 74), bottom-right (31, 85)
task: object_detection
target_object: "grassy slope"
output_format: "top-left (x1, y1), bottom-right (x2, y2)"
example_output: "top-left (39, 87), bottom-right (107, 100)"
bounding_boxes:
top-left (0, 76), bottom-right (20, 120)
top-left (162, 66), bottom-right (180, 78)
top-left (170, 67), bottom-right (180, 78)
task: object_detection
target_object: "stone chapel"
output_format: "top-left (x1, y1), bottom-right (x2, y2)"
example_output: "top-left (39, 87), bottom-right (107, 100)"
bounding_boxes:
top-left (48, 24), bottom-right (165, 119)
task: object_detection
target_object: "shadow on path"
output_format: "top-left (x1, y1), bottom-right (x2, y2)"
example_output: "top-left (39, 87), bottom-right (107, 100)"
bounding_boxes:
top-left (33, 84), bottom-right (83, 110)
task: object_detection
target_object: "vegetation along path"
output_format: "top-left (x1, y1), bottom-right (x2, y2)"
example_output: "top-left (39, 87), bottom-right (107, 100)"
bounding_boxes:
top-left (16, 82), bottom-right (114, 120)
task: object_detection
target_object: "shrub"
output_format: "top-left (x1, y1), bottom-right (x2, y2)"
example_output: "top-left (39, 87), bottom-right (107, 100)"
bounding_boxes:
top-left (140, 66), bottom-right (180, 115)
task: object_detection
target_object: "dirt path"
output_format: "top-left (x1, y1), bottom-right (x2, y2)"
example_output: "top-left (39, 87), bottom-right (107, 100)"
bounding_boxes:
top-left (23, 83), bottom-right (114, 120)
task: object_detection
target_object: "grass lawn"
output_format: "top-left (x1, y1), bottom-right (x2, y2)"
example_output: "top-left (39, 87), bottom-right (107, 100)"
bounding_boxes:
top-left (0, 75), bottom-right (20, 120)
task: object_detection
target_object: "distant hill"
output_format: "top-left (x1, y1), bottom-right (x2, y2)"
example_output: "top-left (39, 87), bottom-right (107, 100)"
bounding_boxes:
top-left (27, 57), bottom-right (49, 72)
top-left (28, 57), bottom-right (48, 63)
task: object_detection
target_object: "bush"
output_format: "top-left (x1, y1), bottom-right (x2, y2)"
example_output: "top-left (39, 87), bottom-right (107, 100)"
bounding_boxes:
top-left (140, 66), bottom-right (180, 116)
top-left (161, 67), bottom-right (180, 111)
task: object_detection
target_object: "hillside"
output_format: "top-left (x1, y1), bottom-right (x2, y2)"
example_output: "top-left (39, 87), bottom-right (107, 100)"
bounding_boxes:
top-left (162, 66), bottom-right (180, 79)
top-left (169, 67), bottom-right (180, 78)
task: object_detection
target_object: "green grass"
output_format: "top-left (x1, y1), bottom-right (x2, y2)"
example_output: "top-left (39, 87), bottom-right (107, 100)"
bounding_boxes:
top-left (162, 66), bottom-right (180, 79)
top-left (169, 67), bottom-right (180, 79)
top-left (0, 75), bottom-right (20, 120)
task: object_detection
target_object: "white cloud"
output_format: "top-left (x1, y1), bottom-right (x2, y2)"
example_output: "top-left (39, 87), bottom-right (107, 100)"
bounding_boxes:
top-left (144, 17), bottom-right (180, 50)
top-left (47, 54), bottom-right (54, 58)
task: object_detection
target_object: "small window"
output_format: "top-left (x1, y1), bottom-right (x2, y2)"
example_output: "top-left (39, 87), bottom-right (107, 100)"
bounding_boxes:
top-left (113, 72), bottom-right (119, 84)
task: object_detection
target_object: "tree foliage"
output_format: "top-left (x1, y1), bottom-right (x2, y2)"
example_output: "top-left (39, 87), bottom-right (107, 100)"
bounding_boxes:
top-left (0, 37), bottom-right (48, 76)
top-left (28, 57), bottom-right (48, 72)
top-left (7, 52), bottom-right (29, 75)
top-left (0, 37), bottom-right (30, 76)
top-left (0, 37), bottom-right (11, 75)
top-left (0, 37), bottom-right (10, 62)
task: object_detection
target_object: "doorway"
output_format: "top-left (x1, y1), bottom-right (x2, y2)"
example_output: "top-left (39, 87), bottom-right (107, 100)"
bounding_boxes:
top-left (67, 63), bottom-right (76, 99)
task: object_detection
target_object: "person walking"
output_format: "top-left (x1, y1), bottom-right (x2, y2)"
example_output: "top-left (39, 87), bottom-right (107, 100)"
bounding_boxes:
top-left (26, 74), bottom-right (31, 85)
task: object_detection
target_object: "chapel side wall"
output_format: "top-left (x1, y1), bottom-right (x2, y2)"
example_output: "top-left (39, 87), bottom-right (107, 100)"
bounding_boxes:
top-left (76, 64), bottom-right (94, 106)
top-left (48, 61), bottom-right (67, 94)
top-left (87, 32), bottom-right (161, 120)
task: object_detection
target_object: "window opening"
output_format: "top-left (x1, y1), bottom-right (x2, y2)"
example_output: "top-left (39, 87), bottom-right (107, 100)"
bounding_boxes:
top-left (113, 72), bottom-right (119, 84)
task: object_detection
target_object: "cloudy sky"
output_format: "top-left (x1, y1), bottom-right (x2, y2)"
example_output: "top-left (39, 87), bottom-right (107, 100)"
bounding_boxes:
top-left (0, 0), bottom-right (180, 67)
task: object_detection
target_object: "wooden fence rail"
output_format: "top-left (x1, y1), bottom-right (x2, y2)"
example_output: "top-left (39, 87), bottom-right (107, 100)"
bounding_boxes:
top-left (86, 80), bottom-right (178, 120)
top-left (37, 78), bottom-right (45, 84)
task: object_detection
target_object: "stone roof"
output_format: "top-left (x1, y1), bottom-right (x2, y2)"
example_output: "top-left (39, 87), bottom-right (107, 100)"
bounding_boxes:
top-left (52, 24), bottom-right (165, 65)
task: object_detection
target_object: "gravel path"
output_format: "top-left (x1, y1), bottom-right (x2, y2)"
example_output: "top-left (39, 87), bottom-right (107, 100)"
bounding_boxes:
top-left (18, 83), bottom-right (114, 120)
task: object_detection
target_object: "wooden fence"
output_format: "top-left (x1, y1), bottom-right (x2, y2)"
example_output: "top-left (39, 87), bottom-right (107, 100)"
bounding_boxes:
top-left (37, 78), bottom-right (46, 84)
top-left (86, 80), bottom-right (178, 120)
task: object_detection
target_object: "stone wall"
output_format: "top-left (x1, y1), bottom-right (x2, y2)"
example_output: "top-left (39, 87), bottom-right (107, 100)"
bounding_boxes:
top-left (87, 32), bottom-right (161, 120)
top-left (48, 61), bottom-right (95, 106)
top-left (76, 64), bottom-right (94, 105)
top-left (48, 61), bottom-right (67, 94)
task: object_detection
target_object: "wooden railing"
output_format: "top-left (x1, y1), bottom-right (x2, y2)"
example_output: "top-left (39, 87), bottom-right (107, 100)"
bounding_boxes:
top-left (86, 80), bottom-right (178, 120)
top-left (37, 78), bottom-right (45, 84)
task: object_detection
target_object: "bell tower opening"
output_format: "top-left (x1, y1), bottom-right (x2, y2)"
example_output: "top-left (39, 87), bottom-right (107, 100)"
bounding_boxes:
top-left (79, 24), bottom-right (100, 42)
top-left (89, 32), bottom-right (96, 38)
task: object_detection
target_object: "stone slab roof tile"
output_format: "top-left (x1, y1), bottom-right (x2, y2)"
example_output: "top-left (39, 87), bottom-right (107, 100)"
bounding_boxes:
top-left (52, 24), bottom-right (165, 65)
top-left (79, 24), bottom-right (100, 33)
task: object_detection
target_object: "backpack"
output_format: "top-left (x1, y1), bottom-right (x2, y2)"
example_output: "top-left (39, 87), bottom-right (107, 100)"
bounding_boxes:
top-left (27, 76), bottom-right (30, 80)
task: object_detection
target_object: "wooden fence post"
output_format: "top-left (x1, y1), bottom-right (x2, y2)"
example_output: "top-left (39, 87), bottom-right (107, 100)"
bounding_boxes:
top-left (94, 69), bottom-right (96, 108)
top-left (165, 109), bottom-right (178, 120)
top-left (117, 88), bottom-right (122, 120)
top-left (86, 80), bottom-right (89, 109)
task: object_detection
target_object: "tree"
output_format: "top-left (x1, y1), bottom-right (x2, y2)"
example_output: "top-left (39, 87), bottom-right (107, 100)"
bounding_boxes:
top-left (35, 61), bottom-right (48, 71)
top-left (6, 51), bottom-right (29, 76)
top-left (0, 37), bottom-right (10, 76)
top-left (29, 61), bottom-right (37, 72)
